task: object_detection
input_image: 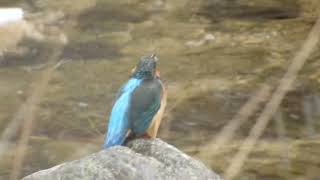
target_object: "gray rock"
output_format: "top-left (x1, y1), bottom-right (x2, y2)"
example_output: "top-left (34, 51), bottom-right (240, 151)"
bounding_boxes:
top-left (22, 139), bottom-right (221, 180)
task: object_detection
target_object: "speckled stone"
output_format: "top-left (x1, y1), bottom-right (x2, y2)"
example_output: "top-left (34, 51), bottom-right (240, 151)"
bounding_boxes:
top-left (22, 139), bottom-right (221, 180)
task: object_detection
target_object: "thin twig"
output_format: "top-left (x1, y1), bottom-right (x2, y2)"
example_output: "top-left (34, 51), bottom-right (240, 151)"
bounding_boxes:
top-left (0, 58), bottom-right (72, 156)
top-left (0, 107), bottom-right (25, 156)
top-left (53, 59), bottom-right (72, 70)
top-left (160, 83), bottom-right (193, 138)
top-left (9, 48), bottom-right (62, 180)
top-left (198, 84), bottom-right (272, 158)
top-left (0, 60), bottom-right (72, 157)
top-left (224, 16), bottom-right (320, 180)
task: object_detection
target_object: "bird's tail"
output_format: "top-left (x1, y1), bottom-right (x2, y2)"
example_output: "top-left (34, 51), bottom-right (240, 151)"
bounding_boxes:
top-left (103, 130), bottom-right (128, 149)
top-left (104, 131), bottom-right (139, 148)
top-left (103, 78), bottom-right (142, 149)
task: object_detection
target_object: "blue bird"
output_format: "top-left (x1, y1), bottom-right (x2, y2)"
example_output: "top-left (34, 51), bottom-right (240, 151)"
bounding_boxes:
top-left (103, 54), bottom-right (167, 148)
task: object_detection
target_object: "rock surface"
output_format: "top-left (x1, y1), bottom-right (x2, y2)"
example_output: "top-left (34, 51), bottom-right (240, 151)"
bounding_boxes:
top-left (22, 139), bottom-right (221, 180)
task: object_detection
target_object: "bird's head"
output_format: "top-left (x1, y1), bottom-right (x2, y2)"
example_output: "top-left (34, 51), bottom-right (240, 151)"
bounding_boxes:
top-left (132, 54), bottom-right (159, 79)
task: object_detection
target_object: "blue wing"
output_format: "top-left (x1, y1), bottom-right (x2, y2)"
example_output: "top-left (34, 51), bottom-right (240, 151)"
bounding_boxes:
top-left (129, 79), bottom-right (163, 135)
top-left (103, 78), bottom-right (142, 148)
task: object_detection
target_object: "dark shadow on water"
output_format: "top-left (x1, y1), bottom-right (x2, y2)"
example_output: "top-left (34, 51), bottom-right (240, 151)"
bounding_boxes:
top-left (0, 0), bottom-right (22, 7)
top-left (61, 40), bottom-right (122, 60)
top-left (78, 2), bottom-right (150, 31)
top-left (0, 38), bottom-right (52, 67)
top-left (197, 1), bottom-right (300, 22)
top-left (60, 1), bottom-right (153, 61)
top-left (167, 88), bottom-right (320, 145)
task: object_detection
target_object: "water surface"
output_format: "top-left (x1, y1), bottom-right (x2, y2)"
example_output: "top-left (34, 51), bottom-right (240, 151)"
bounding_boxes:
top-left (0, 0), bottom-right (319, 180)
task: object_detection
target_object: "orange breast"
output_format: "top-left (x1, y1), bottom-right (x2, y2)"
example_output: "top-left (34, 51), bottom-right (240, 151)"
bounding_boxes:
top-left (146, 83), bottom-right (167, 138)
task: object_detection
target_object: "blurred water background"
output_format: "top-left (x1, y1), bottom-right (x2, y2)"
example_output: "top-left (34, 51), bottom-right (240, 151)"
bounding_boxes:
top-left (0, 0), bottom-right (320, 180)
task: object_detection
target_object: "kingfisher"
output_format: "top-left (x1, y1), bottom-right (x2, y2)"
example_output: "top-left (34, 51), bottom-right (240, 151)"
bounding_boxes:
top-left (103, 54), bottom-right (167, 149)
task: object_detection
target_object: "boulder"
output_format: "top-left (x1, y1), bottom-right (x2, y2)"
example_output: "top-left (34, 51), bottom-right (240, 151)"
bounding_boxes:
top-left (22, 139), bottom-right (221, 180)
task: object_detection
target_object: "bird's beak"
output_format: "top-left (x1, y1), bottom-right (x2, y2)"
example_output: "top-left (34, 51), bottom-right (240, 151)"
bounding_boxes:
top-left (151, 54), bottom-right (159, 77)
top-left (131, 66), bottom-right (136, 74)
top-left (151, 53), bottom-right (158, 62)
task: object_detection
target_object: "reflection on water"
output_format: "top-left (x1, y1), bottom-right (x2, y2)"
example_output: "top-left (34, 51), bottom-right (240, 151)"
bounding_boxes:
top-left (0, 0), bottom-right (320, 180)
top-left (0, 8), bottom-right (23, 25)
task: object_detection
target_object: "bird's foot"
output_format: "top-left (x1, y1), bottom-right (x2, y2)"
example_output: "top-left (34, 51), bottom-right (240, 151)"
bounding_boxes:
top-left (140, 133), bottom-right (152, 139)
